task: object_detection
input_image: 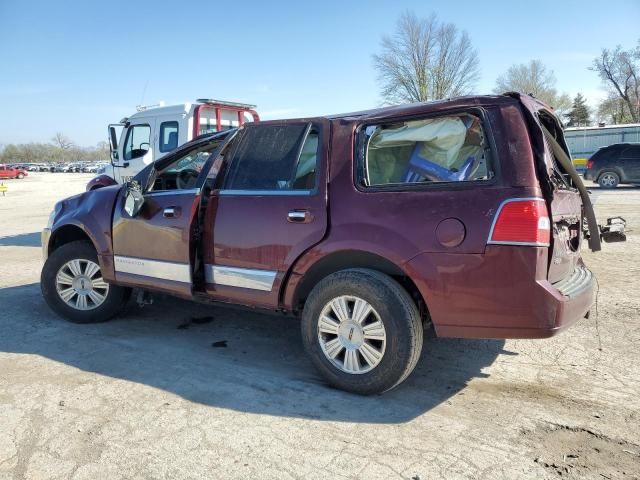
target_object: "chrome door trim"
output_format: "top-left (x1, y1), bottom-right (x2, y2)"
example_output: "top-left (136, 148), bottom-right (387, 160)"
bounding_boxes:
top-left (219, 189), bottom-right (313, 196)
top-left (144, 188), bottom-right (200, 197)
top-left (204, 265), bottom-right (276, 291)
top-left (114, 256), bottom-right (192, 283)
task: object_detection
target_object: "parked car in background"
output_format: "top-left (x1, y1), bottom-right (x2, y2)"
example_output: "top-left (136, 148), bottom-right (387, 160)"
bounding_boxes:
top-left (41, 93), bottom-right (621, 394)
top-left (0, 164), bottom-right (28, 179)
top-left (584, 143), bottom-right (640, 188)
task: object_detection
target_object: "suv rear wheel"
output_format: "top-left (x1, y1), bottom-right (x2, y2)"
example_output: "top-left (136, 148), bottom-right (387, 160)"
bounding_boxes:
top-left (41, 241), bottom-right (130, 323)
top-left (301, 268), bottom-right (423, 395)
top-left (598, 171), bottom-right (619, 189)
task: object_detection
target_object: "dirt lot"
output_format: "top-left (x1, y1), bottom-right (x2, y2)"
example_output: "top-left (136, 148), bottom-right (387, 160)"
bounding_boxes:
top-left (0, 172), bottom-right (638, 480)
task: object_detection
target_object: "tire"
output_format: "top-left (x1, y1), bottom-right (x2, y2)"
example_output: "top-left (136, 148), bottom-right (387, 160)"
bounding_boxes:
top-left (41, 240), bottom-right (130, 323)
top-left (598, 171), bottom-right (619, 189)
top-left (17, 173), bottom-right (24, 179)
top-left (301, 268), bottom-right (423, 395)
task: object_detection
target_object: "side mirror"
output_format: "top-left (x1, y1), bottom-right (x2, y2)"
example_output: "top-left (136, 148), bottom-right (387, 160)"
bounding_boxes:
top-left (123, 181), bottom-right (145, 217)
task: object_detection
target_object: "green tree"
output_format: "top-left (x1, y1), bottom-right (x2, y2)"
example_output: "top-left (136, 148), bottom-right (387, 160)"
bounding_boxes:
top-left (566, 93), bottom-right (591, 127)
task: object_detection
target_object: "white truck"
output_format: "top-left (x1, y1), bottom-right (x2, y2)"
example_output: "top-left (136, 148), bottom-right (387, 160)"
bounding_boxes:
top-left (88, 99), bottom-right (259, 189)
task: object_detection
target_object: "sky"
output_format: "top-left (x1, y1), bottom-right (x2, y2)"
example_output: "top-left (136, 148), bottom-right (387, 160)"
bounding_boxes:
top-left (0, 0), bottom-right (638, 146)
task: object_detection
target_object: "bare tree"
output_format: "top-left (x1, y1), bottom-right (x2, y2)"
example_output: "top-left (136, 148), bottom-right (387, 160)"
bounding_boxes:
top-left (591, 41), bottom-right (640, 123)
top-left (51, 132), bottom-right (74, 151)
top-left (494, 60), bottom-right (571, 115)
top-left (373, 11), bottom-right (480, 104)
top-left (96, 141), bottom-right (110, 160)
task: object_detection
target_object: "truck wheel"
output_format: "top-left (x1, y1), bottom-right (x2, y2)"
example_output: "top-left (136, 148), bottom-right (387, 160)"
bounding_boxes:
top-left (301, 268), bottom-right (423, 395)
top-left (41, 241), bottom-right (130, 323)
top-left (17, 173), bottom-right (24, 179)
top-left (598, 171), bottom-right (619, 189)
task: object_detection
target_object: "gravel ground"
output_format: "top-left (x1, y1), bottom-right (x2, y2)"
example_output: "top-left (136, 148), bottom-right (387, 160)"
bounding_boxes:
top-left (0, 172), bottom-right (638, 480)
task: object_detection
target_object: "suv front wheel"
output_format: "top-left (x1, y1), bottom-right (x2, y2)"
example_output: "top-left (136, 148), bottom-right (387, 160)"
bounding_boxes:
top-left (41, 241), bottom-right (130, 323)
top-left (301, 268), bottom-right (423, 395)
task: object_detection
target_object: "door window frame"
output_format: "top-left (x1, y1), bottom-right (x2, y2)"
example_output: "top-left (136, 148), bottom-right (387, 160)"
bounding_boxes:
top-left (122, 123), bottom-right (152, 161)
top-left (219, 122), bottom-right (322, 197)
top-left (353, 107), bottom-right (500, 193)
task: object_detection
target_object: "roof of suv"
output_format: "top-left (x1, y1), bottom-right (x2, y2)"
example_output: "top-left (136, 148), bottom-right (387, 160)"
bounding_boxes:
top-left (596, 142), bottom-right (640, 153)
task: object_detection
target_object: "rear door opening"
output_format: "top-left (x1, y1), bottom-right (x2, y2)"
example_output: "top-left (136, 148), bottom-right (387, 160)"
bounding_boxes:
top-left (511, 92), bottom-right (598, 283)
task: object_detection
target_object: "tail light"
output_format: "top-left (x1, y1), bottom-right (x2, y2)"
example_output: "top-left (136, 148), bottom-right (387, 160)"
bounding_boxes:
top-left (587, 159), bottom-right (594, 169)
top-left (488, 198), bottom-right (550, 246)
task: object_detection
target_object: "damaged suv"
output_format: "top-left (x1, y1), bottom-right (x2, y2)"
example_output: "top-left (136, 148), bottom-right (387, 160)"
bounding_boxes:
top-left (41, 93), bottom-right (615, 394)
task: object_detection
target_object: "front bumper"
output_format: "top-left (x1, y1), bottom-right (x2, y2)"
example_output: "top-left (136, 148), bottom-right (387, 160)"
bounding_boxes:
top-left (42, 228), bottom-right (51, 260)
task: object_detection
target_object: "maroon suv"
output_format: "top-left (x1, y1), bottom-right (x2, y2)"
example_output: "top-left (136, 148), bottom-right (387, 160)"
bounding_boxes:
top-left (41, 93), bottom-right (604, 394)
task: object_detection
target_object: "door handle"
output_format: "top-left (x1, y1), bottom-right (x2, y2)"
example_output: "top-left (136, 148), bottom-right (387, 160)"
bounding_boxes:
top-left (163, 207), bottom-right (177, 218)
top-left (287, 210), bottom-right (312, 223)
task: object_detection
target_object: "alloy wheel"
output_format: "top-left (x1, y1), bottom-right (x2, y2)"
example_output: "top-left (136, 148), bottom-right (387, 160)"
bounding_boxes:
top-left (600, 173), bottom-right (617, 187)
top-left (55, 259), bottom-right (109, 310)
top-left (317, 295), bottom-right (387, 374)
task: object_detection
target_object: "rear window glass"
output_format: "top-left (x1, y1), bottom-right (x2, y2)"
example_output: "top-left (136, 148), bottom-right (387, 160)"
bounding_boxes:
top-left (360, 113), bottom-right (492, 187)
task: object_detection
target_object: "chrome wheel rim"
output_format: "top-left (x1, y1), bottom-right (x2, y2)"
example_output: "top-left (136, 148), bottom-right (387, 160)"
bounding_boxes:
top-left (55, 259), bottom-right (109, 310)
top-left (601, 174), bottom-right (616, 187)
top-left (317, 295), bottom-right (386, 374)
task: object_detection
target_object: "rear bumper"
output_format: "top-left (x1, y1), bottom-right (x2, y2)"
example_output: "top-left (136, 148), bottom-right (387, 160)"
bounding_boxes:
top-left (405, 247), bottom-right (595, 339)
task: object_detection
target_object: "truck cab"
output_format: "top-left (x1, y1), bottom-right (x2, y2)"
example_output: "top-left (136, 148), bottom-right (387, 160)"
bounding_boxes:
top-left (89, 99), bottom-right (259, 188)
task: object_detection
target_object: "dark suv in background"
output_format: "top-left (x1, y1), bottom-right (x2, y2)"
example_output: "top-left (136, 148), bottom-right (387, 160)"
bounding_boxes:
top-left (584, 143), bottom-right (640, 188)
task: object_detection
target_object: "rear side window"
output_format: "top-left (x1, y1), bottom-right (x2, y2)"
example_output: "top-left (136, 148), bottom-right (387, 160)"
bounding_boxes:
top-left (359, 113), bottom-right (493, 187)
top-left (159, 121), bottom-right (179, 153)
top-left (223, 124), bottom-right (318, 191)
top-left (621, 146), bottom-right (640, 160)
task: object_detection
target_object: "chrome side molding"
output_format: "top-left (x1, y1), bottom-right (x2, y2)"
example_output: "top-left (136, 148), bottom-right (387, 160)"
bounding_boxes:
top-left (205, 265), bottom-right (276, 291)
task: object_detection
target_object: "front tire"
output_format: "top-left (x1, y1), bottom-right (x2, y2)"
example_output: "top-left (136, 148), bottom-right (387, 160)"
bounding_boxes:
top-left (17, 173), bottom-right (24, 179)
top-left (301, 268), bottom-right (423, 395)
top-left (41, 241), bottom-right (130, 323)
top-left (598, 171), bottom-right (619, 189)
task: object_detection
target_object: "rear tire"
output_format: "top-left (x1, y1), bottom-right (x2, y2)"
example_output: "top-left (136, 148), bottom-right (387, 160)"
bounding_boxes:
top-left (41, 241), bottom-right (130, 323)
top-left (301, 268), bottom-right (423, 395)
top-left (598, 171), bottom-right (619, 189)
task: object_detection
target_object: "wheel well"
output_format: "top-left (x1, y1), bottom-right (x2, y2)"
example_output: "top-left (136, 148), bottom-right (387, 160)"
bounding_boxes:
top-left (49, 225), bottom-right (93, 256)
top-left (291, 250), bottom-right (430, 323)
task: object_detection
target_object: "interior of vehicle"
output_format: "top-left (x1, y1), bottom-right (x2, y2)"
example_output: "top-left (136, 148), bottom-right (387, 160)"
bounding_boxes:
top-left (363, 113), bottom-right (492, 186)
top-left (149, 144), bottom-right (216, 191)
top-left (146, 124), bottom-right (319, 194)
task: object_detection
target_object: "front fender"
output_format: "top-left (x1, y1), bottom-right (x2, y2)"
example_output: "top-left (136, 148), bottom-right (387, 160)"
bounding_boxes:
top-left (50, 185), bottom-right (122, 280)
